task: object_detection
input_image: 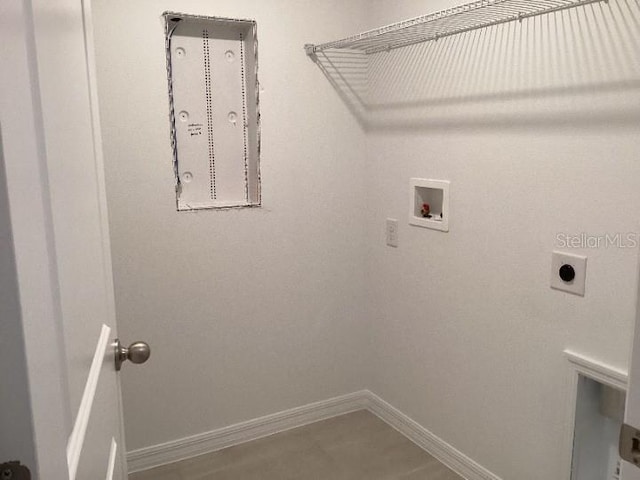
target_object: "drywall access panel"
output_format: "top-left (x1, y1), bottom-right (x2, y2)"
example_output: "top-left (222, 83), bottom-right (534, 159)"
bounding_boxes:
top-left (164, 12), bottom-right (261, 211)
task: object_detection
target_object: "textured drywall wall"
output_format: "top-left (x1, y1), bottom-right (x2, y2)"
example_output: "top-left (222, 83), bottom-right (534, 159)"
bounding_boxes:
top-left (0, 124), bottom-right (36, 472)
top-left (363, 1), bottom-right (640, 479)
top-left (94, 1), bottom-right (640, 478)
top-left (0, 2), bottom-right (72, 475)
top-left (92, 0), bottom-right (370, 451)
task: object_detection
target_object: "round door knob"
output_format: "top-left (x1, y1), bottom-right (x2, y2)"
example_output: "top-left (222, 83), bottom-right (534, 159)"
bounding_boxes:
top-left (115, 339), bottom-right (151, 371)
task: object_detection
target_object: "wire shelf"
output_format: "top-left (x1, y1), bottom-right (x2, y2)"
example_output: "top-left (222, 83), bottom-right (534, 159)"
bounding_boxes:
top-left (305, 0), bottom-right (607, 56)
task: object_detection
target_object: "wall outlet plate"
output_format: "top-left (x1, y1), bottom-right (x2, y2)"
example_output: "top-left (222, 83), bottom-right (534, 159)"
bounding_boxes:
top-left (386, 218), bottom-right (399, 247)
top-left (550, 251), bottom-right (587, 296)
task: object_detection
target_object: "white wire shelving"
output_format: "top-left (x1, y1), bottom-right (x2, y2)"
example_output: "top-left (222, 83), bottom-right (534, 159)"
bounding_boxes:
top-left (304, 0), bottom-right (608, 56)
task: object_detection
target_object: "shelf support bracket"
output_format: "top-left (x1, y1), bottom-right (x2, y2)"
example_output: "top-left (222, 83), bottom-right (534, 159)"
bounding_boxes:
top-left (304, 44), bottom-right (317, 61)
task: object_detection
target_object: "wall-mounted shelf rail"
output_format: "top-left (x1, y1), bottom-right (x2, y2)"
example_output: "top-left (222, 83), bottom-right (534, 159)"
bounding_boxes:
top-left (304, 0), bottom-right (607, 56)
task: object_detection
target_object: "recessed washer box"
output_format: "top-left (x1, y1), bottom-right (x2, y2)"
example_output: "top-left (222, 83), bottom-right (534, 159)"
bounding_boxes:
top-left (164, 12), bottom-right (261, 211)
top-left (409, 178), bottom-right (449, 232)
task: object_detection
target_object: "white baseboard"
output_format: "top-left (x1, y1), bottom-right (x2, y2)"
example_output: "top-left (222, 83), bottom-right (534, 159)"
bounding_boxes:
top-left (127, 390), bottom-right (503, 480)
top-left (366, 392), bottom-right (503, 480)
top-left (127, 390), bottom-right (370, 473)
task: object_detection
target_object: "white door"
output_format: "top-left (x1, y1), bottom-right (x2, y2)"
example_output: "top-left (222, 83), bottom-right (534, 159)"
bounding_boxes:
top-left (620, 263), bottom-right (640, 479)
top-left (0, 0), bottom-right (139, 478)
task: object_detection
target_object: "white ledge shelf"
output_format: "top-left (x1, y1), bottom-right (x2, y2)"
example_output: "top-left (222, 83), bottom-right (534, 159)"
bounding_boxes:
top-left (305, 0), bottom-right (607, 56)
top-left (564, 349), bottom-right (628, 391)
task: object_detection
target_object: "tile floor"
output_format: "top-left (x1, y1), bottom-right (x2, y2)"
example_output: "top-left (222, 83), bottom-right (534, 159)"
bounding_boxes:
top-left (129, 410), bottom-right (463, 479)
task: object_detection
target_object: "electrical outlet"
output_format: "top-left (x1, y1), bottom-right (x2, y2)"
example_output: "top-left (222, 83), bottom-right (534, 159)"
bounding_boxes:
top-left (550, 251), bottom-right (587, 296)
top-left (386, 218), bottom-right (399, 247)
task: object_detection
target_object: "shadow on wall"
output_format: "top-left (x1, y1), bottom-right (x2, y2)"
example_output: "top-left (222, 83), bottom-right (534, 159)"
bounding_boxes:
top-left (308, 0), bottom-right (640, 131)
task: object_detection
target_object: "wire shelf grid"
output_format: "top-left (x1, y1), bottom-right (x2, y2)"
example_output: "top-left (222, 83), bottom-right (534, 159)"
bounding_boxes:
top-left (305, 0), bottom-right (608, 56)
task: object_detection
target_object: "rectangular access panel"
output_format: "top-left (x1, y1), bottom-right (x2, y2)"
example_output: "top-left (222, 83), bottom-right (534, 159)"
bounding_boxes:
top-left (164, 12), bottom-right (261, 211)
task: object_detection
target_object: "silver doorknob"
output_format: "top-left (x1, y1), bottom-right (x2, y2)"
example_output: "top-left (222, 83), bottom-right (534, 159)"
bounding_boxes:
top-left (115, 339), bottom-right (151, 371)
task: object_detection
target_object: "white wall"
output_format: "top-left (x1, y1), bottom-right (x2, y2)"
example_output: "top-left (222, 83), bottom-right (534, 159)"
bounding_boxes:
top-left (0, 5), bottom-right (37, 468)
top-left (93, 1), bottom-right (640, 478)
top-left (364, 1), bottom-right (640, 479)
top-left (0, 1), bottom-right (75, 476)
top-left (92, 0), bottom-right (371, 451)
top-left (0, 124), bottom-right (36, 472)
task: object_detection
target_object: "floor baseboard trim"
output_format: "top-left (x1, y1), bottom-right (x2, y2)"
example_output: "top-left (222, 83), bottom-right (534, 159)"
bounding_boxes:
top-left (126, 390), bottom-right (370, 473)
top-left (128, 390), bottom-right (503, 480)
top-left (366, 392), bottom-right (503, 480)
